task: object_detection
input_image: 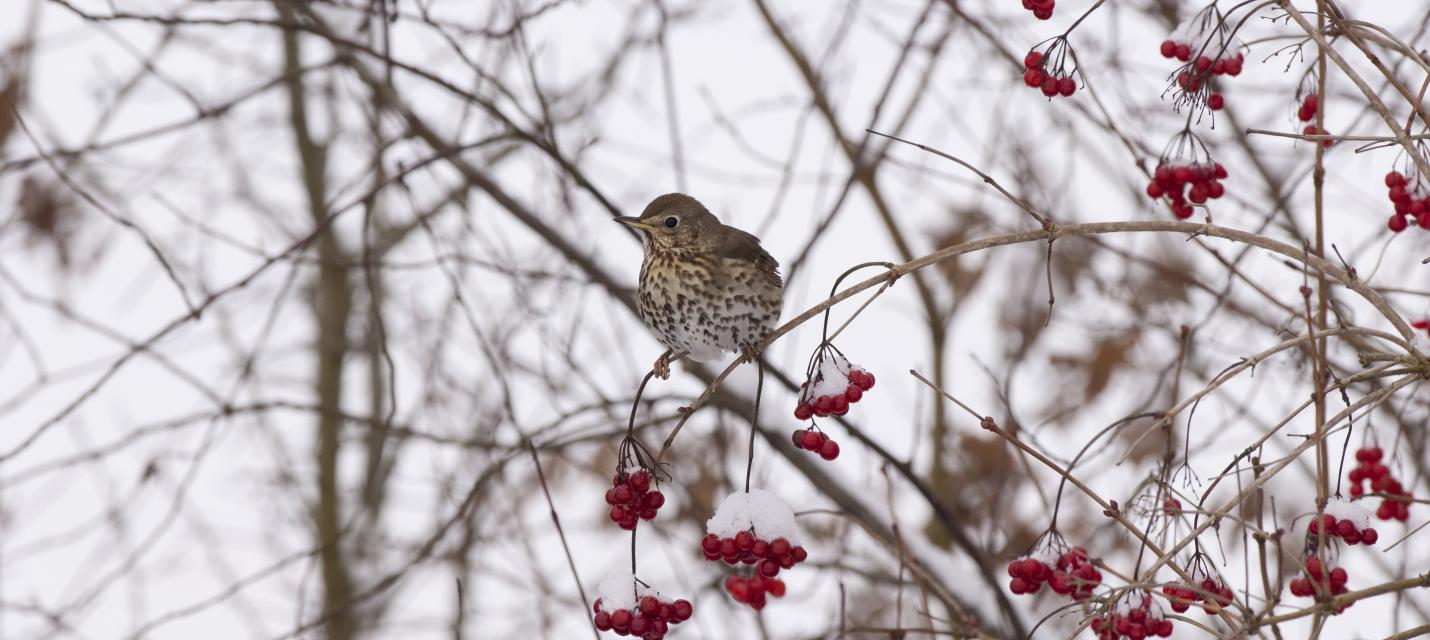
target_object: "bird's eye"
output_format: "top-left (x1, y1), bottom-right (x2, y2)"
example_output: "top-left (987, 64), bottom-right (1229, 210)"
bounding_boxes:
top-left (664, 216), bottom-right (678, 228)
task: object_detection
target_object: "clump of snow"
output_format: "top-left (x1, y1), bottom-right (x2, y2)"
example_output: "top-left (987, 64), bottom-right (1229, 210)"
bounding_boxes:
top-left (1325, 497), bottom-right (1371, 530)
top-left (802, 352), bottom-right (857, 401)
top-left (594, 573), bottom-right (661, 613)
top-left (1410, 332), bottom-right (1429, 357)
top-left (706, 489), bottom-right (802, 545)
top-left (1113, 593), bottom-right (1165, 619)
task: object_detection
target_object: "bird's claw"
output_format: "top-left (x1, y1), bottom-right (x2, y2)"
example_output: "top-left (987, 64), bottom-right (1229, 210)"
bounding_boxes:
top-left (653, 352), bottom-right (672, 380)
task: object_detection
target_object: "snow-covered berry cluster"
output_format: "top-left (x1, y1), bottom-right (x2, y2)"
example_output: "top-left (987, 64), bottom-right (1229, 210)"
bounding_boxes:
top-left (1307, 509), bottom-right (1378, 547)
top-left (791, 428), bottom-right (839, 461)
top-left (1020, 0), bottom-right (1055, 20)
top-left (795, 349), bottom-right (874, 420)
top-left (703, 490), bottom-right (807, 610)
top-left (1347, 446), bottom-right (1414, 521)
top-left (1288, 556), bottom-right (1351, 613)
top-left (1007, 540), bottom-right (1100, 600)
top-left (1022, 48), bottom-right (1077, 99)
top-left (1383, 171), bottom-right (1430, 233)
top-left (1090, 593), bottom-right (1174, 639)
top-left (1147, 161), bottom-right (1228, 219)
top-left (700, 530), bottom-right (808, 574)
top-left (1162, 576), bottom-right (1233, 614)
top-left (605, 469), bottom-right (665, 531)
top-left (592, 577), bottom-right (692, 639)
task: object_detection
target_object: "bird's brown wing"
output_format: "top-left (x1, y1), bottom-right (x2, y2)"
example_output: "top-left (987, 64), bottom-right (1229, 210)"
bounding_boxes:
top-left (716, 226), bottom-right (783, 291)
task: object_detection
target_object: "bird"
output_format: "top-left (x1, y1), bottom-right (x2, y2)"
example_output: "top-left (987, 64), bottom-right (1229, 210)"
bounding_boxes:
top-left (616, 193), bottom-right (783, 379)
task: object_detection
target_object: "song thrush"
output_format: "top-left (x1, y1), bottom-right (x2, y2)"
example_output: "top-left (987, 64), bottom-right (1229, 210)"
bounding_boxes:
top-left (617, 193), bottom-right (783, 378)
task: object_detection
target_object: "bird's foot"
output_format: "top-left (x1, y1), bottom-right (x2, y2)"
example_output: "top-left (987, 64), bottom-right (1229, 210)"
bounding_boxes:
top-left (652, 351), bottom-right (672, 380)
top-left (738, 345), bottom-right (763, 365)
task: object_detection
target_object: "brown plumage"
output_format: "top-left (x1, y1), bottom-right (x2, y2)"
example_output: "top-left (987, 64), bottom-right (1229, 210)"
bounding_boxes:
top-left (616, 193), bottom-right (782, 376)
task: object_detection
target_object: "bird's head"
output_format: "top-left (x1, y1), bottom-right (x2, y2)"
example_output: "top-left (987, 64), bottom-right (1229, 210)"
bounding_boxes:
top-left (616, 193), bottom-right (720, 252)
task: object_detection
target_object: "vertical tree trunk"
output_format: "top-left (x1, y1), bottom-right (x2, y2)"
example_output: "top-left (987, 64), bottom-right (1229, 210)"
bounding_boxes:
top-left (277, 4), bottom-right (356, 638)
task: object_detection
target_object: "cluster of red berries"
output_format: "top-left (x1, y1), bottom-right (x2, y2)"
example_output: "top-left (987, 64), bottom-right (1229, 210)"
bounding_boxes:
top-left (1020, 0), bottom-right (1055, 20)
top-left (1348, 446), bottom-right (1414, 520)
top-left (1090, 595), bottom-right (1174, 639)
top-left (701, 531), bottom-right (807, 610)
top-left (1146, 161), bottom-right (1228, 218)
top-left (1295, 94), bottom-right (1333, 147)
top-left (791, 428), bottom-right (839, 460)
top-left (794, 369), bottom-right (874, 419)
top-left (1288, 556), bottom-right (1351, 613)
top-left (1307, 512), bottom-right (1378, 546)
top-left (1022, 51), bottom-right (1077, 98)
top-left (701, 531), bottom-right (808, 571)
top-left (1383, 171), bottom-right (1430, 233)
top-left (1006, 546), bottom-right (1101, 600)
top-left (1159, 41), bottom-right (1243, 110)
top-left (722, 574), bottom-right (786, 611)
top-left (605, 470), bottom-right (664, 531)
top-left (1162, 577), bottom-right (1233, 614)
top-left (592, 595), bottom-right (692, 639)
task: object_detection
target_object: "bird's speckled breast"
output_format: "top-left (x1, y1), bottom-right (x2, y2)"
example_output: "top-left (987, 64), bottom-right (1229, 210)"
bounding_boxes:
top-left (638, 249), bottom-right (780, 361)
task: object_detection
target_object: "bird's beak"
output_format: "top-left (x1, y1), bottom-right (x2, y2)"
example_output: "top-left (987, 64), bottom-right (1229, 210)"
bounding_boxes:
top-left (615, 216), bottom-right (653, 231)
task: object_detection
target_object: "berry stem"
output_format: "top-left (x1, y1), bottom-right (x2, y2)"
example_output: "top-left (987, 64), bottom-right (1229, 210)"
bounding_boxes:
top-left (744, 358), bottom-right (765, 493)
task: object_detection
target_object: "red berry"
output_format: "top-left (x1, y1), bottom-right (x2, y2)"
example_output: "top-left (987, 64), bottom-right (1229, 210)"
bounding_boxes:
top-left (1207, 94), bottom-right (1224, 110)
top-left (1335, 519), bottom-right (1357, 539)
top-left (1024, 51), bottom-right (1043, 69)
top-left (1389, 214), bottom-right (1408, 233)
top-left (1213, 163), bottom-right (1228, 179)
top-left (845, 385), bottom-right (863, 403)
top-left (831, 394), bottom-right (849, 415)
top-left (820, 439), bottom-right (840, 460)
top-left (1024, 69), bottom-right (1043, 88)
top-left (768, 579), bottom-right (786, 597)
top-left (791, 546), bottom-right (808, 562)
top-left (672, 599), bottom-right (693, 621)
top-left (800, 430), bottom-right (822, 450)
top-left (794, 403), bottom-right (813, 420)
top-left (1385, 171), bottom-right (1407, 188)
top-left (1175, 43), bottom-right (1191, 61)
top-left (593, 610), bottom-right (612, 630)
top-left (751, 539), bottom-right (769, 558)
top-left (860, 372), bottom-right (875, 390)
top-left (1041, 76), bottom-right (1058, 97)
top-left (1147, 181), bottom-right (1164, 198)
top-left (770, 538), bottom-right (790, 557)
top-left (735, 530), bottom-right (755, 550)
top-left (613, 485), bottom-right (633, 503)
top-left (644, 490), bottom-right (665, 509)
top-left (1160, 40), bottom-right (1177, 58)
top-left (611, 608), bottom-right (632, 628)
top-left (629, 470), bottom-right (651, 493)
top-left (1057, 77), bottom-right (1076, 97)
